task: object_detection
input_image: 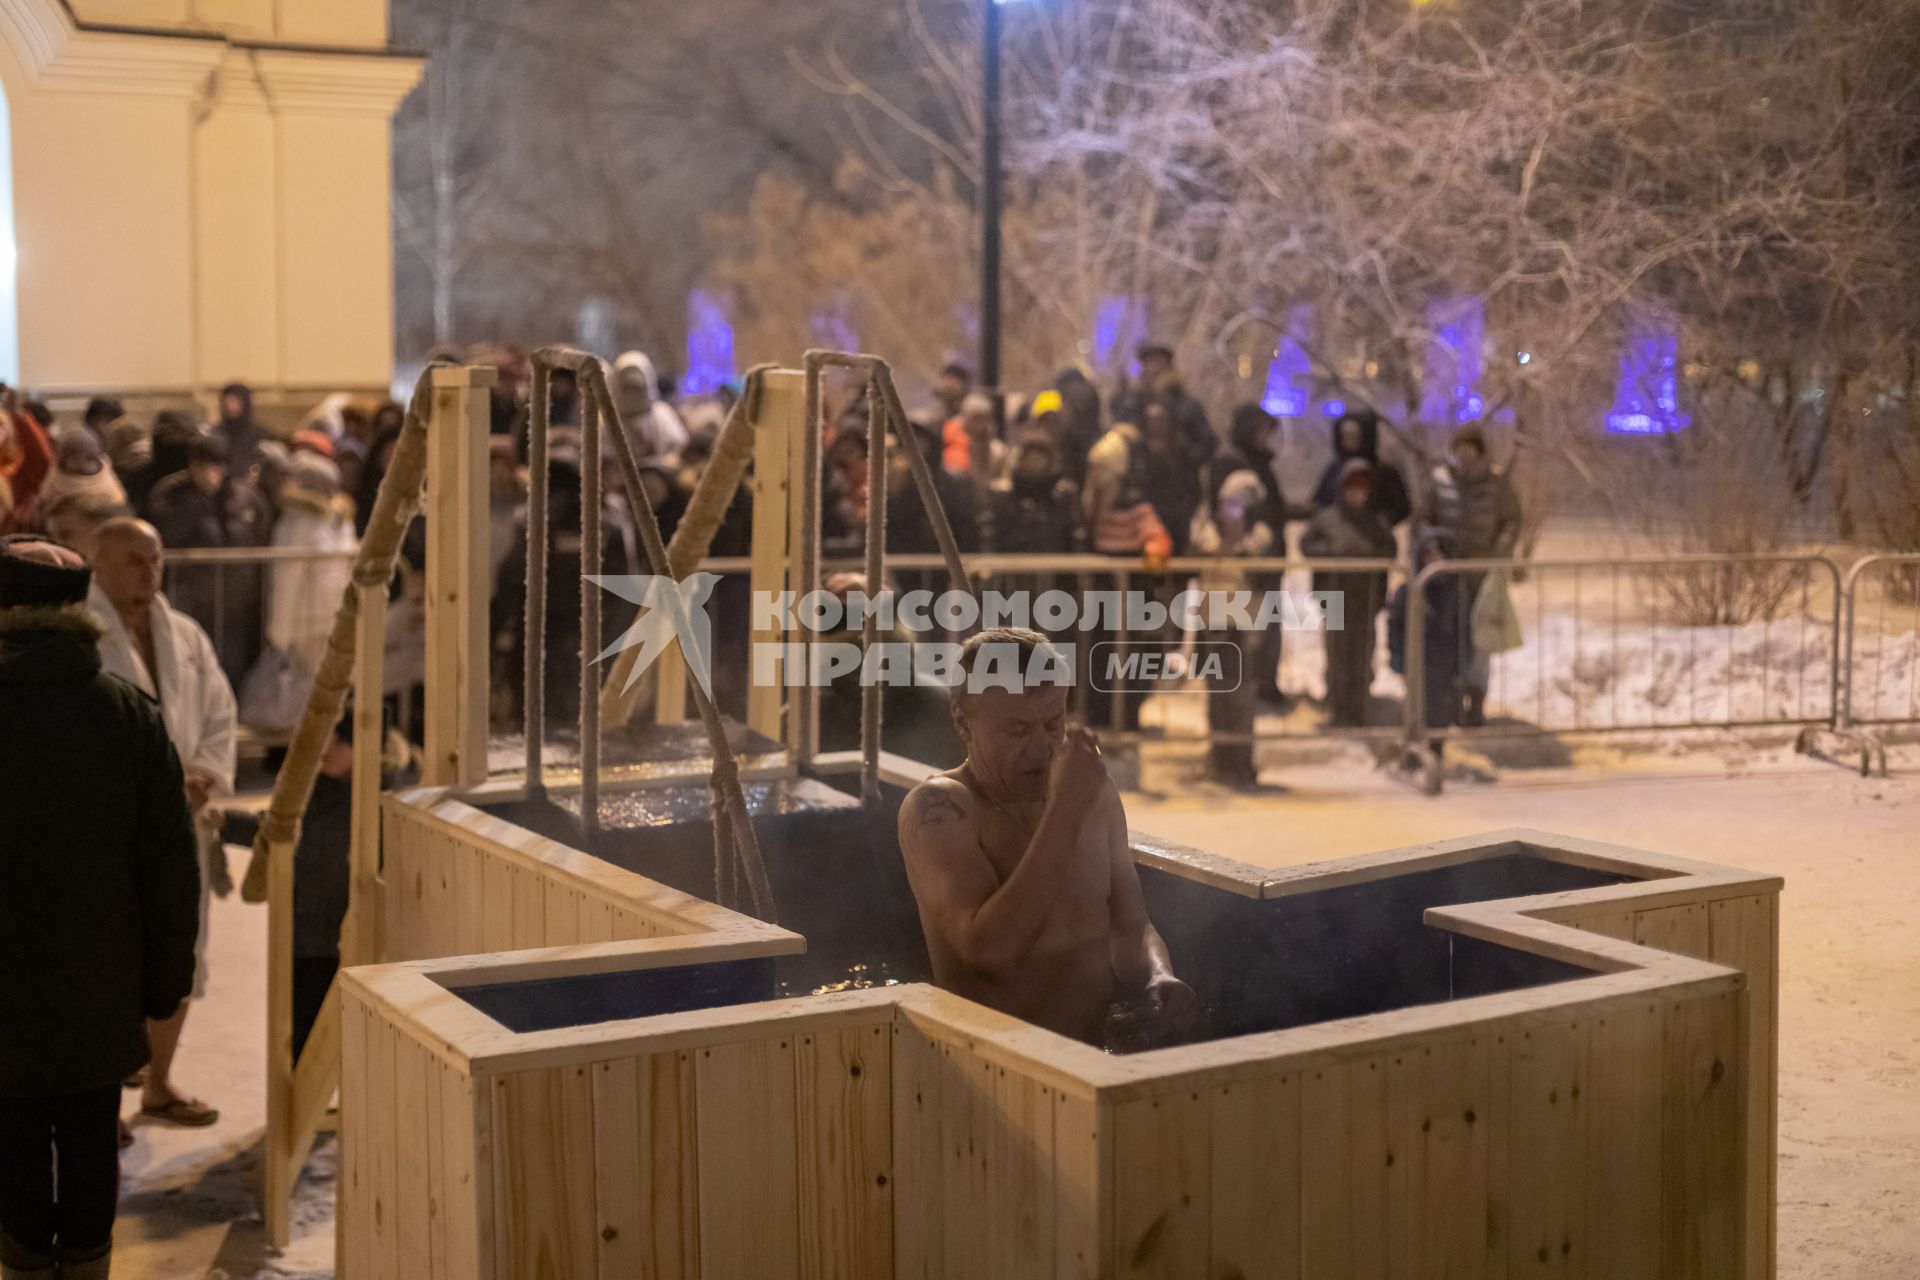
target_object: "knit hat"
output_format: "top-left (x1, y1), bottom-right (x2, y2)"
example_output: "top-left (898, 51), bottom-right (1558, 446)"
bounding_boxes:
top-left (1030, 389), bottom-right (1064, 419)
top-left (0, 535), bottom-right (92, 608)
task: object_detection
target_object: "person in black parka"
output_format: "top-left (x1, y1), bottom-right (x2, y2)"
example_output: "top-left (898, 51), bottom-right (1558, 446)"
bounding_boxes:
top-left (1313, 408), bottom-right (1412, 529)
top-left (0, 536), bottom-right (200, 1280)
top-left (1302, 459), bottom-right (1398, 727)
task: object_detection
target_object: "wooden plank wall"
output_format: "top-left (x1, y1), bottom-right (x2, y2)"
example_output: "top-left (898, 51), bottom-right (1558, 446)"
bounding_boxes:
top-left (338, 990), bottom-right (488, 1280)
top-left (890, 1025), bottom-right (1108, 1280)
top-left (473, 1012), bottom-right (894, 1280)
top-left (1568, 892), bottom-right (1778, 1280)
top-left (1104, 990), bottom-right (1746, 1280)
top-left (380, 801), bottom-right (687, 963)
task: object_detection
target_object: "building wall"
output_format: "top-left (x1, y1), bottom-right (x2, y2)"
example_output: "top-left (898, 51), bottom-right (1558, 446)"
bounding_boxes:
top-left (0, 0), bottom-right (416, 406)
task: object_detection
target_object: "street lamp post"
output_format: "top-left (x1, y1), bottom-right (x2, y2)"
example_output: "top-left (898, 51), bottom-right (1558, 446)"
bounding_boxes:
top-left (980, 0), bottom-right (1005, 400)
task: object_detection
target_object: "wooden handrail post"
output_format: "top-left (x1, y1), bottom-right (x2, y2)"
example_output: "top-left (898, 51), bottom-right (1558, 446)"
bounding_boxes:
top-left (423, 364), bottom-right (495, 788)
top-left (262, 837), bottom-right (298, 1247)
top-left (343, 579), bottom-right (388, 967)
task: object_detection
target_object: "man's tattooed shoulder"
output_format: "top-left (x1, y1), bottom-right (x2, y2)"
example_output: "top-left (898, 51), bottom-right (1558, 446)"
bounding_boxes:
top-left (907, 782), bottom-right (968, 827)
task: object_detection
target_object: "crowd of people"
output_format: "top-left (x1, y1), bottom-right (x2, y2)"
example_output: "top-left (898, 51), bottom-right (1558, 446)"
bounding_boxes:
top-left (0, 383), bottom-right (369, 720)
top-left (0, 338), bottom-right (1525, 779)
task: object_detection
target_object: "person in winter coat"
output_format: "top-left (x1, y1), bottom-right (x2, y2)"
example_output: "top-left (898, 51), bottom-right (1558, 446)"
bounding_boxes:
top-left (1210, 404), bottom-right (1296, 706)
top-left (988, 434), bottom-right (1081, 555)
top-left (1302, 460), bottom-right (1399, 727)
top-left (131, 410), bottom-right (199, 520)
top-left (1112, 343), bottom-right (1214, 470)
top-left (1051, 371), bottom-right (1106, 488)
top-left (0, 536), bottom-right (200, 1280)
top-left (148, 435), bottom-right (274, 683)
top-left (212, 383), bottom-right (269, 476)
top-left (613, 351), bottom-right (690, 460)
top-left (1312, 408), bottom-right (1413, 528)
top-left (1422, 423), bottom-right (1521, 725)
top-left (103, 416), bottom-right (153, 505)
top-left (287, 708), bottom-right (411, 1058)
top-left (1082, 419), bottom-right (1172, 563)
top-left (38, 434), bottom-right (131, 558)
top-left (0, 401), bottom-right (54, 534)
top-left (1081, 416), bottom-right (1174, 733)
top-left (267, 453), bottom-right (357, 679)
top-left (1423, 424), bottom-right (1520, 562)
top-left (1208, 405), bottom-right (1283, 530)
top-left (35, 433), bottom-right (127, 528)
top-left (1138, 400), bottom-right (1203, 556)
top-left (1191, 469), bottom-right (1280, 785)
top-left (90, 517), bottom-right (235, 1130)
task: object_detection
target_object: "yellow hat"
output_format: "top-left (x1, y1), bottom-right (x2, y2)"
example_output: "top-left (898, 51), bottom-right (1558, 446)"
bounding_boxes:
top-left (1031, 389), bottom-right (1064, 418)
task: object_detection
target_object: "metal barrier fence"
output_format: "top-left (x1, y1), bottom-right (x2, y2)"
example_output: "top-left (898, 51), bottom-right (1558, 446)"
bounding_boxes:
top-left (1400, 553), bottom-right (1851, 793)
top-left (1840, 554), bottom-right (1920, 729)
top-left (167, 544), bottom-right (1918, 777)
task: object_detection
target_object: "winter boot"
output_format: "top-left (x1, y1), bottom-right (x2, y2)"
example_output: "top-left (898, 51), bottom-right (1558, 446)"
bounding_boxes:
top-left (1461, 689), bottom-right (1486, 728)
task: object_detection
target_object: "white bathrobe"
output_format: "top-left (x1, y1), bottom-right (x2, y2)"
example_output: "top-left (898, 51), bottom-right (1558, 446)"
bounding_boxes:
top-left (90, 585), bottom-right (238, 795)
top-left (91, 585), bottom-right (238, 997)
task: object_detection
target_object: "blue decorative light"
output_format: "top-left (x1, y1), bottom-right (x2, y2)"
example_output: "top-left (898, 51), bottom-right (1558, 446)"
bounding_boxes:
top-left (1420, 296), bottom-right (1486, 425)
top-left (1093, 296), bottom-right (1151, 377)
top-left (1320, 400), bottom-right (1345, 418)
top-left (1260, 304), bottom-right (1314, 418)
top-left (683, 289), bottom-right (736, 396)
top-left (1606, 326), bottom-right (1690, 434)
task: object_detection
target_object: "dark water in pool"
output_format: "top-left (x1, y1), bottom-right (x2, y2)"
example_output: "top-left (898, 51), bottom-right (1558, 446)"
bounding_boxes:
top-left (462, 779), bottom-right (1633, 1049)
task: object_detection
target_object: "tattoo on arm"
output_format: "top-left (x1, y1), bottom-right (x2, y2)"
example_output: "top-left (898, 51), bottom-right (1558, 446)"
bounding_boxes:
top-left (909, 786), bottom-right (966, 829)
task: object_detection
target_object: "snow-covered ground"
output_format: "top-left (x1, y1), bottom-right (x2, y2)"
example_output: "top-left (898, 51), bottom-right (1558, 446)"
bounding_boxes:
top-left (111, 745), bottom-right (1918, 1279)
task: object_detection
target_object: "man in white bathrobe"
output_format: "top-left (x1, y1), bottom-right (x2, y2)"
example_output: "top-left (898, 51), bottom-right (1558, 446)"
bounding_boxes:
top-left (88, 517), bottom-right (235, 1130)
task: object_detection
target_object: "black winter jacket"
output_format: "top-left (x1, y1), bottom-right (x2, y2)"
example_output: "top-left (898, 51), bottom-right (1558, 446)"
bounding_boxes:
top-left (0, 605), bottom-right (200, 1097)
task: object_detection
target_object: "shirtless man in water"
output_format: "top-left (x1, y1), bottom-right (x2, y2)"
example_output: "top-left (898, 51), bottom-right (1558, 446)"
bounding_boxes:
top-left (898, 628), bottom-right (1198, 1044)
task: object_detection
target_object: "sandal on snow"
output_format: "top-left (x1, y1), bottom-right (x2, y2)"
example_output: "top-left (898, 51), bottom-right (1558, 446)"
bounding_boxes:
top-left (140, 1097), bottom-right (219, 1127)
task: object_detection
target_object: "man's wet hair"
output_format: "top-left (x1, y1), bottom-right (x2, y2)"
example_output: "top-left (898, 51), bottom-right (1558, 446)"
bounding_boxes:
top-left (954, 626), bottom-right (1070, 698)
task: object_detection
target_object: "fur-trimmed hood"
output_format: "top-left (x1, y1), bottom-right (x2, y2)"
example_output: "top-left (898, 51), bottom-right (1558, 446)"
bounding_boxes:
top-left (0, 602), bottom-right (105, 684)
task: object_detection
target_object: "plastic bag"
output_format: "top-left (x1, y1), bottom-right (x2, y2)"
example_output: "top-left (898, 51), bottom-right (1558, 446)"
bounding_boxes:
top-left (1470, 571), bottom-right (1524, 655)
top-left (237, 644), bottom-right (314, 736)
